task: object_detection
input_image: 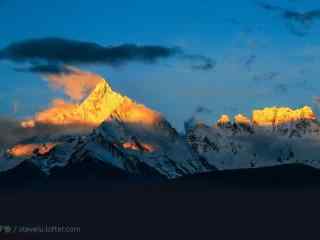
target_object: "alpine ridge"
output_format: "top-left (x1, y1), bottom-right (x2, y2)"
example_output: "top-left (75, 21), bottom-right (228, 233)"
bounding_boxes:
top-left (187, 106), bottom-right (320, 170)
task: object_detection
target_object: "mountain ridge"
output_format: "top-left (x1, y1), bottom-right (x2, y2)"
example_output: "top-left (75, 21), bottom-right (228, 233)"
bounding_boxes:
top-left (4, 77), bottom-right (214, 178)
top-left (2, 75), bottom-right (320, 179)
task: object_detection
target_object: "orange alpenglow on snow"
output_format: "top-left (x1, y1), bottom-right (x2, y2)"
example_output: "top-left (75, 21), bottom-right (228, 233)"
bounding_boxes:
top-left (21, 69), bottom-right (163, 128)
top-left (217, 114), bottom-right (230, 125)
top-left (252, 106), bottom-right (316, 126)
top-left (21, 72), bottom-right (130, 127)
top-left (24, 99), bottom-right (81, 126)
top-left (7, 143), bottom-right (57, 158)
top-left (234, 114), bottom-right (251, 126)
top-left (21, 119), bottom-right (36, 128)
top-left (109, 99), bottom-right (162, 126)
top-left (122, 142), bottom-right (155, 153)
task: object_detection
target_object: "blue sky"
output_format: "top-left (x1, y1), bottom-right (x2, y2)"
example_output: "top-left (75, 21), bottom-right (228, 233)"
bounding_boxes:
top-left (1, 0), bottom-right (320, 130)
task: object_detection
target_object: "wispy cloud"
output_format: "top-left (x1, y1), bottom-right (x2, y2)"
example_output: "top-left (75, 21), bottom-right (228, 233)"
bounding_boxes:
top-left (182, 55), bottom-right (216, 71)
top-left (253, 72), bottom-right (279, 82)
top-left (256, 1), bottom-right (320, 36)
top-left (194, 106), bottom-right (212, 114)
top-left (43, 66), bottom-right (103, 102)
top-left (13, 65), bottom-right (103, 101)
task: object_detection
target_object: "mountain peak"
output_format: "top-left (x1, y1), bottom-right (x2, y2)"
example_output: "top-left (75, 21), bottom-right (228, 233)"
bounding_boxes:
top-left (83, 79), bottom-right (112, 97)
top-left (217, 115), bottom-right (230, 126)
top-left (252, 106), bottom-right (316, 126)
top-left (21, 78), bottom-right (128, 127)
top-left (78, 79), bottom-right (128, 125)
top-left (234, 114), bottom-right (251, 126)
top-left (214, 106), bottom-right (316, 128)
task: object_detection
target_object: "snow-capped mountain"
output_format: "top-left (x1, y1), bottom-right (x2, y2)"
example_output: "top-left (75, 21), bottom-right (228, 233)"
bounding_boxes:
top-left (21, 77), bottom-right (126, 127)
top-left (1, 79), bottom-right (214, 179)
top-left (2, 76), bottom-right (320, 180)
top-left (186, 107), bottom-right (320, 170)
top-left (32, 81), bottom-right (214, 178)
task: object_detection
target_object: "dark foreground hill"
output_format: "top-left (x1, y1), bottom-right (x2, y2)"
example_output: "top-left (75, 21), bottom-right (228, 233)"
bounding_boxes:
top-left (170, 163), bottom-right (320, 190)
top-left (2, 163), bottom-right (320, 239)
top-left (1, 162), bottom-right (320, 191)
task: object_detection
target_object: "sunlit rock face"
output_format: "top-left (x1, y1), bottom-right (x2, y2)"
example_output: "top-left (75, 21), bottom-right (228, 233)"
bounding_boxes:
top-left (252, 106), bottom-right (316, 126)
top-left (122, 142), bottom-right (155, 153)
top-left (7, 143), bottom-right (57, 158)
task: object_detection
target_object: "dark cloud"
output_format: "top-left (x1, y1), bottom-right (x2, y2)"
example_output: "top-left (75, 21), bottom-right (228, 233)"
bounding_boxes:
top-left (179, 53), bottom-right (217, 71)
top-left (0, 37), bottom-right (215, 71)
top-left (257, 1), bottom-right (320, 24)
top-left (256, 1), bottom-right (320, 36)
top-left (0, 38), bottom-right (180, 65)
top-left (284, 10), bottom-right (320, 25)
top-left (14, 64), bottom-right (73, 74)
top-left (191, 61), bottom-right (216, 71)
top-left (186, 55), bottom-right (216, 71)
